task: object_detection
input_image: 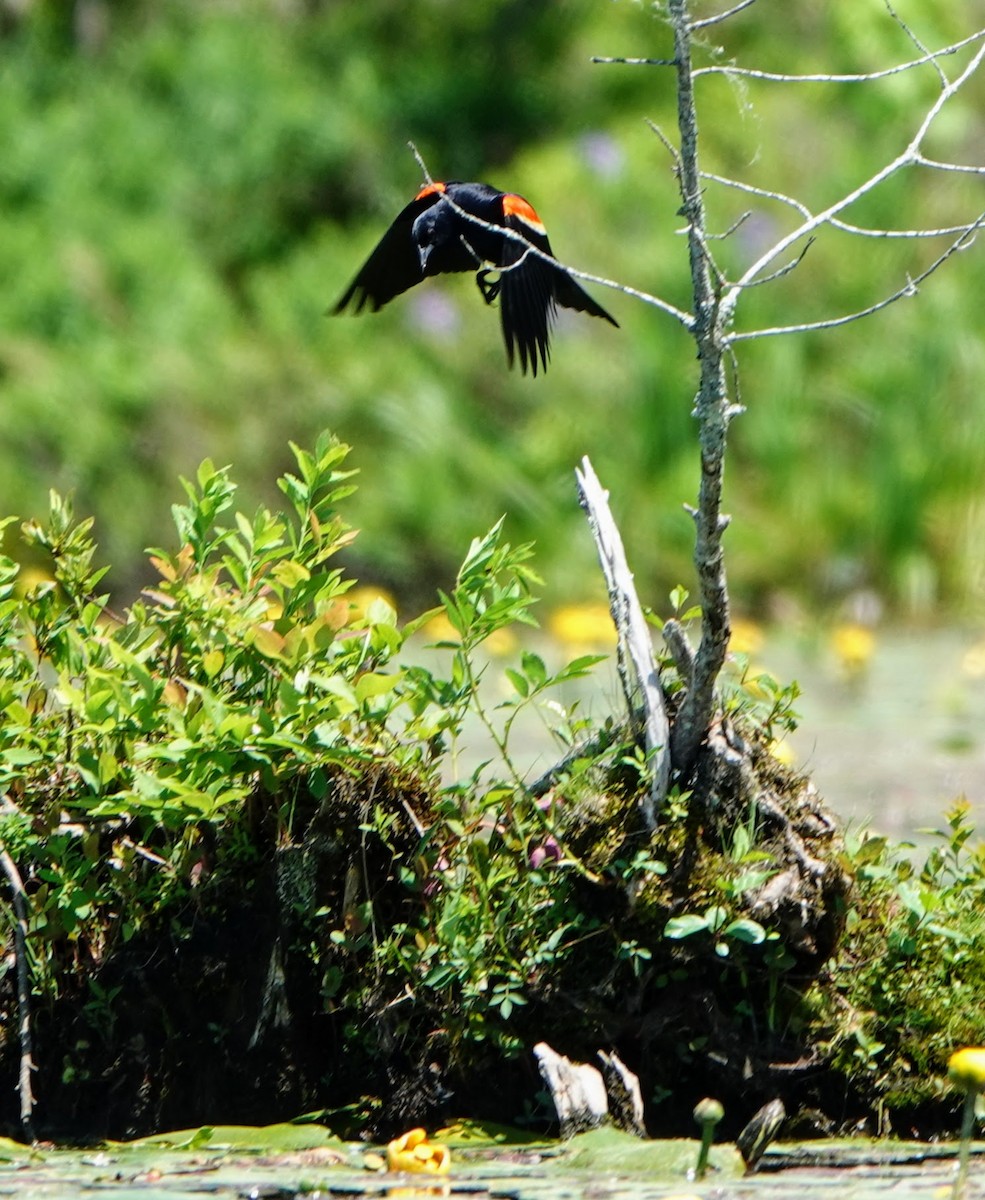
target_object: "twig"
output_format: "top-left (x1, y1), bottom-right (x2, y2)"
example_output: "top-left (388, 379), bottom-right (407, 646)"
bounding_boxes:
top-left (707, 209), bottom-right (753, 241)
top-left (575, 458), bottom-right (670, 827)
top-left (701, 171), bottom-right (811, 221)
top-left (730, 238), bottom-right (815, 290)
top-left (689, 0), bottom-right (758, 32)
top-left (828, 217), bottom-right (979, 239)
top-left (0, 796), bottom-right (35, 1141)
top-left (645, 117), bottom-right (682, 172)
top-left (885, 0), bottom-right (946, 89)
top-left (704, 168), bottom-right (982, 242)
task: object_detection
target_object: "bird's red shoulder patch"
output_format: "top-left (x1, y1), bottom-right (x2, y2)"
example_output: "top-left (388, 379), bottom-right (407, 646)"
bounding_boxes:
top-left (502, 193), bottom-right (546, 234)
top-left (414, 181), bottom-right (447, 201)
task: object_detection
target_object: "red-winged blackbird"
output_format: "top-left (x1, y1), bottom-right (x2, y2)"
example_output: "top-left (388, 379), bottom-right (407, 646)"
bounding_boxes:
top-left (332, 181), bottom-right (618, 376)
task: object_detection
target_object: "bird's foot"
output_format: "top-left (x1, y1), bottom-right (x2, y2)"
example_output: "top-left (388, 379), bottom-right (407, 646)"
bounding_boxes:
top-left (476, 268), bottom-right (501, 305)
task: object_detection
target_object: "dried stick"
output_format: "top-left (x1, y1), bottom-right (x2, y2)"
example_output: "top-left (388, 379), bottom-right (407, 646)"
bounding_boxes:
top-left (575, 457), bottom-right (670, 827)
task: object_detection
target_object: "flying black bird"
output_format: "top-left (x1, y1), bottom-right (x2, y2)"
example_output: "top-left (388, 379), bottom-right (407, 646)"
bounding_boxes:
top-left (332, 181), bottom-right (618, 376)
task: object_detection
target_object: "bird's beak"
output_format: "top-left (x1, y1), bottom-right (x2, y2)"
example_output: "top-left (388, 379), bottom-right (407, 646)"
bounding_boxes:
top-left (418, 244), bottom-right (432, 273)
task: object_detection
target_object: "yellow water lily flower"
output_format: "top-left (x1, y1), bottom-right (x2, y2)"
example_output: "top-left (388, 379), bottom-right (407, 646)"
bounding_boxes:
top-left (386, 1128), bottom-right (451, 1175)
top-left (948, 1047), bottom-right (985, 1200)
top-left (949, 1047), bottom-right (985, 1091)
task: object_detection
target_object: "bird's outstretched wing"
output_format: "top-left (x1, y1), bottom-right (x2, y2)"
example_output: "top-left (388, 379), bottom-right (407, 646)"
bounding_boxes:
top-left (332, 188), bottom-right (443, 315)
top-left (499, 197), bottom-right (618, 375)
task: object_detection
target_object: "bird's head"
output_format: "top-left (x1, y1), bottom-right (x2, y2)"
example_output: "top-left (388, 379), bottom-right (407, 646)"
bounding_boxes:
top-left (412, 206), bottom-right (442, 273)
top-left (412, 201), bottom-right (462, 275)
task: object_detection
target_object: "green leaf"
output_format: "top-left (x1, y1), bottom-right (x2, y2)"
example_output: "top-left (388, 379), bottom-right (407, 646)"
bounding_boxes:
top-left (354, 672), bottom-right (399, 703)
top-left (505, 668), bottom-right (529, 698)
top-left (664, 913), bottom-right (709, 939)
top-left (520, 651), bottom-right (548, 690)
top-left (723, 918), bottom-right (766, 944)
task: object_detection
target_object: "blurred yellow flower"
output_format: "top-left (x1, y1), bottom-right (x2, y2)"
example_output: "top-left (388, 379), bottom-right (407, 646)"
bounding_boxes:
top-left (768, 738), bottom-right (796, 767)
top-left (421, 612), bottom-right (460, 643)
top-left (547, 603), bottom-right (616, 648)
top-left (961, 641), bottom-right (985, 678)
top-left (730, 617), bottom-right (764, 656)
top-left (484, 626), bottom-right (519, 656)
top-left (831, 623), bottom-right (875, 675)
top-left (386, 1128), bottom-right (451, 1175)
top-left (15, 565), bottom-right (55, 597)
top-left (419, 612), bottom-right (517, 655)
top-left (348, 586), bottom-right (398, 623)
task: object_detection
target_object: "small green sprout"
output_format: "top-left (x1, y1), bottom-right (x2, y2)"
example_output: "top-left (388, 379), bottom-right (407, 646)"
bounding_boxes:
top-left (692, 1097), bottom-right (724, 1181)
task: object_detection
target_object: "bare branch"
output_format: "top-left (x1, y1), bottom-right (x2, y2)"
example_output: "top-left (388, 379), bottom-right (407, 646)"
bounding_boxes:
top-left (719, 36), bottom-right (985, 320)
top-left (829, 216), bottom-right (981, 239)
top-left (591, 55), bottom-right (677, 67)
top-left (707, 209), bottom-right (753, 241)
top-left (408, 140), bottom-right (433, 186)
top-left (729, 212), bottom-right (985, 342)
top-left (661, 617), bottom-right (695, 687)
top-left (731, 238), bottom-right (815, 290)
top-left (909, 38), bottom-right (985, 146)
top-left (913, 155), bottom-right (985, 177)
top-left (645, 118), bottom-right (682, 172)
top-left (690, 0), bottom-right (758, 32)
top-left (701, 171), bottom-right (811, 220)
top-left (693, 27), bottom-right (985, 82)
top-left (705, 169), bottom-right (981, 243)
top-left (690, 224), bottom-right (728, 292)
top-left (884, 0), bottom-right (946, 89)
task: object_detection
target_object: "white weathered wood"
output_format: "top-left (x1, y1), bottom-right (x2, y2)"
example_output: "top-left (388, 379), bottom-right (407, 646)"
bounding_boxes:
top-left (533, 1042), bottom-right (609, 1138)
top-left (575, 457), bottom-right (670, 826)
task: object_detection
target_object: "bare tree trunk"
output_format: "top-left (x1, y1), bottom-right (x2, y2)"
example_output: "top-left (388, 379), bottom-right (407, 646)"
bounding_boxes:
top-left (666, 0), bottom-right (733, 782)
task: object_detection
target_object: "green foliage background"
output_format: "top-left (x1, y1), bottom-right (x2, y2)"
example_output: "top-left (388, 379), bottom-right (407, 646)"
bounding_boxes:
top-left (1, 0), bottom-right (984, 617)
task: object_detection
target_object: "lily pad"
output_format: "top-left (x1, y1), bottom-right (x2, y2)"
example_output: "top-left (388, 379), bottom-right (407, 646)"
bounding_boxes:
top-left (118, 1120), bottom-right (346, 1152)
top-left (557, 1126), bottom-right (744, 1179)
